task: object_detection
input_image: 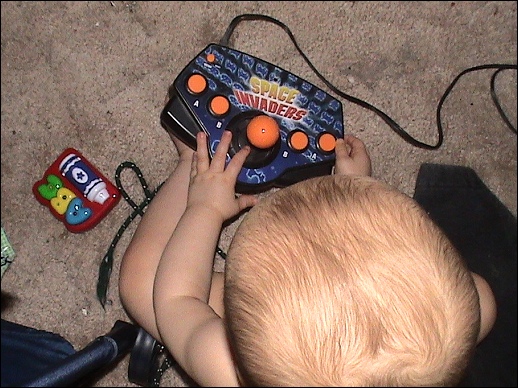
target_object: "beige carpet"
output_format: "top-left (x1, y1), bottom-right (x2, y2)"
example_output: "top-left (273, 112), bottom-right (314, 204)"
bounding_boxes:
top-left (1, 1), bottom-right (516, 386)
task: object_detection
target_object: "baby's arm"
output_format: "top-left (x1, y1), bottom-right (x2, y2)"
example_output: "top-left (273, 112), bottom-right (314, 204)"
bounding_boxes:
top-left (153, 131), bottom-right (256, 386)
top-left (119, 136), bottom-right (194, 342)
top-left (334, 134), bottom-right (372, 176)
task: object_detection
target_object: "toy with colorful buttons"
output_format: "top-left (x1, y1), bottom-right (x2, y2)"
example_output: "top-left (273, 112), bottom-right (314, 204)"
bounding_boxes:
top-left (160, 43), bottom-right (344, 193)
top-left (32, 148), bottom-right (121, 233)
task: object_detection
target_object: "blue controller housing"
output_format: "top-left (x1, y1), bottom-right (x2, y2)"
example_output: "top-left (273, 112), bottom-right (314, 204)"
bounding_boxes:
top-left (160, 43), bottom-right (344, 193)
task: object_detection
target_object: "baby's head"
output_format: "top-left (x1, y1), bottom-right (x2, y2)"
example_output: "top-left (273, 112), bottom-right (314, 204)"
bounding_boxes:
top-left (224, 174), bottom-right (480, 386)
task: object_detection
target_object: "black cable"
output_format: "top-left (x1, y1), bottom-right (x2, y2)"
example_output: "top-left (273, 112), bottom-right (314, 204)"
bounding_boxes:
top-left (220, 14), bottom-right (517, 149)
top-left (437, 64), bottom-right (517, 141)
top-left (490, 67), bottom-right (517, 134)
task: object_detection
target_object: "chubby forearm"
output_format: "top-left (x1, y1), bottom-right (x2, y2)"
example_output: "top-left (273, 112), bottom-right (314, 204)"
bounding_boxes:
top-left (150, 131), bottom-right (253, 385)
top-left (154, 205), bottom-right (224, 308)
top-left (152, 204), bottom-right (224, 362)
top-left (119, 157), bottom-right (192, 341)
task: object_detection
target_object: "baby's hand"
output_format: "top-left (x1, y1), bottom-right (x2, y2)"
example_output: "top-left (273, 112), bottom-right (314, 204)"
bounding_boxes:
top-left (334, 134), bottom-right (372, 176)
top-left (187, 131), bottom-right (257, 221)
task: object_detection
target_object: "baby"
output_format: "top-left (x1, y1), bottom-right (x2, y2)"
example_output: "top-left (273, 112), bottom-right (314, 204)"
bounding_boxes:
top-left (119, 130), bottom-right (496, 386)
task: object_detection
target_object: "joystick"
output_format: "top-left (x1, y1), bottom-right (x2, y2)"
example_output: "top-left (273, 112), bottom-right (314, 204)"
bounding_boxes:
top-left (160, 44), bottom-right (344, 193)
top-left (246, 114), bottom-right (280, 149)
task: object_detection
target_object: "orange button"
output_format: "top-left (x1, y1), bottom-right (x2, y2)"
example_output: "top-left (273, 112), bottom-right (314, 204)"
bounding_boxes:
top-left (186, 73), bottom-right (207, 94)
top-left (206, 53), bottom-right (216, 63)
top-left (317, 132), bottom-right (336, 153)
top-left (246, 115), bottom-right (280, 149)
top-left (209, 95), bottom-right (230, 116)
top-left (288, 130), bottom-right (309, 152)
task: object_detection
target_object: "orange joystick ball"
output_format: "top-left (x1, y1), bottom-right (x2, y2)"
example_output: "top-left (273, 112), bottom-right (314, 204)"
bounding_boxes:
top-left (246, 115), bottom-right (280, 149)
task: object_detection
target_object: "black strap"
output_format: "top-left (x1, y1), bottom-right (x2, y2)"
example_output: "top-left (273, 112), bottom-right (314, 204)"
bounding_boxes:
top-left (128, 328), bottom-right (176, 387)
top-left (97, 162), bottom-right (162, 309)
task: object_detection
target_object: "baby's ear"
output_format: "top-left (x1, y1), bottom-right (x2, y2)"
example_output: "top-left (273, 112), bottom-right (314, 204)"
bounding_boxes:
top-left (471, 272), bottom-right (497, 344)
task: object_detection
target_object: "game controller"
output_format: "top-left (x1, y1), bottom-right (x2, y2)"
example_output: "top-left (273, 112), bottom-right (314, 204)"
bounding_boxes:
top-left (160, 43), bottom-right (344, 193)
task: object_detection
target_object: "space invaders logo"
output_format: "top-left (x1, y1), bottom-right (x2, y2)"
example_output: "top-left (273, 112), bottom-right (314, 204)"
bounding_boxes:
top-left (233, 76), bottom-right (307, 120)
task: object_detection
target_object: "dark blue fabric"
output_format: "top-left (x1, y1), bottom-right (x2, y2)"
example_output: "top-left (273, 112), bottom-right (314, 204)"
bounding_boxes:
top-left (1, 319), bottom-right (76, 387)
top-left (24, 337), bottom-right (118, 387)
top-left (414, 164), bottom-right (517, 387)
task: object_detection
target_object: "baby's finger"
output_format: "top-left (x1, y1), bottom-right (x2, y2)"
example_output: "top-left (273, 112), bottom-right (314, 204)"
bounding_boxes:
top-left (225, 145), bottom-right (250, 178)
top-left (335, 138), bottom-right (349, 160)
top-left (196, 132), bottom-right (210, 172)
top-left (237, 193), bottom-right (258, 211)
top-left (211, 131), bottom-right (232, 171)
top-left (190, 152), bottom-right (198, 181)
top-left (343, 134), bottom-right (367, 158)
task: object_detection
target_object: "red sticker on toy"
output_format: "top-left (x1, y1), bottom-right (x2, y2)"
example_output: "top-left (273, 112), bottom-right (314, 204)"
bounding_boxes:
top-left (33, 148), bottom-right (121, 233)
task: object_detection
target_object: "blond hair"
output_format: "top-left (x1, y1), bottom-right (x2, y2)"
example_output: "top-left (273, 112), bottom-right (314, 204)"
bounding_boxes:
top-left (224, 175), bottom-right (480, 386)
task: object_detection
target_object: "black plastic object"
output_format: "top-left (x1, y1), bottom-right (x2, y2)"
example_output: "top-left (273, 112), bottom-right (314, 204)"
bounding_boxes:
top-left (23, 320), bottom-right (138, 387)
